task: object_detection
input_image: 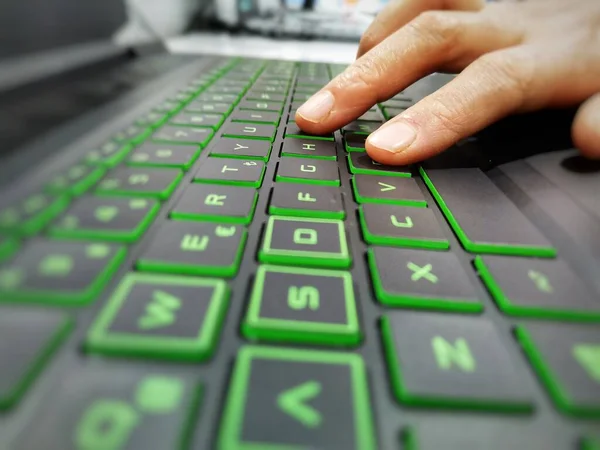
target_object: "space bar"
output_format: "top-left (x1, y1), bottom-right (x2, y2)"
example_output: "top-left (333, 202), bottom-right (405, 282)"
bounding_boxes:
top-left (420, 167), bottom-right (556, 258)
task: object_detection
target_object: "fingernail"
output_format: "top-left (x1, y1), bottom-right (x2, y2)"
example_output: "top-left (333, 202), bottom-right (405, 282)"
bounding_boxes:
top-left (368, 121), bottom-right (417, 153)
top-left (297, 90), bottom-right (335, 123)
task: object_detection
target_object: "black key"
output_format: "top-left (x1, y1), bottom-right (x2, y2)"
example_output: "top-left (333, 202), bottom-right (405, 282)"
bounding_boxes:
top-left (251, 84), bottom-right (287, 94)
top-left (46, 163), bottom-right (105, 196)
top-left (209, 138), bottom-right (272, 160)
top-left (293, 85), bottom-right (319, 95)
top-left (476, 255), bottom-right (600, 320)
top-left (281, 138), bottom-right (337, 160)
top-left (96, 167), bottom-right (182, 199)
top-left (269, 183), bottom-right (344, 219)
top-left (194, 159), bottom-right (265, 187)
top-left (136, 111), bottom-right (164, 127)
top-left (137, 221), bottom-right (246, 277)
top-left (277, 158), bottom-right (340, 186)
top-left (358, 111), bottom-right (382, 121)
top-left (0, 309), bottom-right (71, 409)
top-left (86, 141), bottom-right (131, 166)
top-left (222, 122), bottom-right (277, 141)
top-left (405, 419), bottom-right (570, 450)
top-left (169, 112), bottom-right (224, 129)
top-left (196, 93), bottom-right (239, 103)
top-left (0, 193), bottom-right (68, 236)
top-left (352, 174), bottom-right (426, 206)
top-left (231, 110), bottom-right (280, 125)
top-left (348, 153), bottom-right (411, 177)
top-left (16, 368), bottom-right (201, 450)
top-left (342, 121), bottom-right (381, 134)
top-left (369, 246), bottom-right (481, 311)
top-left (206, 85), bottom-right (245, 95)
top-left (153, 100), bottom-right (179, 113)
top-left (171, 184), bottom-right (257, 224)
top-left (285, 121), bottom-right (334, 141)
top-left (0, 239), bottom-right (125, 306)
top-left (345, 132), bottom-right (367, 151)
top-left (359, 204), bottom-right (449, 249)
top-left (113, 124), bottom-right (145, 142)
top-left (245, 91), bottom-right (286, 102)
top-left (218, 346), bottom-right (376, 450)
top-left (297, 75), bottom-right (329, 84)
top-left (239, 100), bottom-right (283, 112)
top-left (243, 265), bottom-right (360, 345)
top-left (516, 322), bottom-right (600, 416)
top-left (152, 125), bottom-right (213, 148)
top-left (382, 312), bottom-right (532, 410)
top-left (128, 142), bottom-right (200, 169)
top-left (50, 196), bottom-right (159, 243)
top-left (421, 168), bottom-right (555, 257)
top-left (292, 92), bottom-right (312, 102)
top-left (186, 102), bottom-right (232, 114)
top-left (87, 273), bottom-right (228, 361)
top-left (259, 216), bottom-right (351, 268)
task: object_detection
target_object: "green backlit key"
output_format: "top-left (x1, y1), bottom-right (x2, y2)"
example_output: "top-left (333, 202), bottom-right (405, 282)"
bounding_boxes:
top-left (152, 125), bottom-right (213, 148)
top-left (0, 236), bottom-right (18, 261)
top-left (231, 110), bottom-right (280, 125)
top-left (50, 196), bottom-right (159, 243)
top-left (420, 167), bottom-right (555, 257)
top-left (281, 138), bottom-right (337, 160)
top-left (218, 346), bottom-right (376, 450)
top-left (345, 133), bottom-right (367, 152)
top-left (222, 123), bottom-right (277, 141)
top-left (259, 216), bottom-right (350, 269)
top-left (186, 102), bottom-right (232, 115)
top-left (0, 192), bottom-right (68, 235)
top-left (16, 368), bottom-right (202, 450)
top-left (285, 121), bottom-right (334, 141)
top-left (243, 265), bottom-right (360, 346)
top-left (0, 193), bottom-right (69, 236)
top-left (342, 121), bottom-right (381, 135)
top-left (169, 112), bottom-right (224, 129)
top-left (0, 309), bottom-right (71, 410)
top-left (137, 221), bottom-right (246, 277)
top-left (382, 312), bottom-right (532, 411)
top-left (516, 323), bottom-right (600, 417)
top-left (194, 159), bottom-right (265, 187)
top-left (245, 92), bottom-right (286, 102)
top-left (276, 157), bottom-right (340, 186)
top-left (359, 204), bottom-right (449, 249)
top-left (475, 255), bottom-right (600, 321)
top-left (348, 153), bottom-right (411, 177)
top-left (46, 163), bottom-right (105, 196)
top-left (87, 273), bottom-right (229, 361)
top-left (0, 240), bottom-right (125, 306)
top-left (269, 183), bottom-right (344, 219)
top-left (209, 138), bottom-right (272, 161)
top-left (352, 174), bottom-right (426, 206)
top-left (85, 141), bottom-right (132, 167)
top-left (96, 167), bottom-right (182, 200)
top-left (171, 184), bottom-right (257, 224)
top-left (369, 247), bottom-right (481, 311)
top-left (198, 93), bottom-right (239, 103)
top-left (238, 100), bottom-right (283, 113)
top-left (128, 142), bottom-right (201, 170)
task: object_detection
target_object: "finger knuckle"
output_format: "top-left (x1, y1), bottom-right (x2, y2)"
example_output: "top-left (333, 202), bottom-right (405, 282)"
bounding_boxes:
top-left (426, 99), bottom-right (470, 139)
top-left (407, 11), bottom-right (462, 50)
top-left (475, 51), bottom-right (535, 109)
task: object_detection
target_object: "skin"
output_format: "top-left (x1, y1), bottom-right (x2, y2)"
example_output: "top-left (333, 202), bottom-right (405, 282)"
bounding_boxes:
top-left (295, 0), bottom-right (600, 165)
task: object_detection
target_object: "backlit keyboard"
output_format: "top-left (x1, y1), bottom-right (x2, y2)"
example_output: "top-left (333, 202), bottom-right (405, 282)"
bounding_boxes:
top-left (0, 57), bottom-right (599, 449)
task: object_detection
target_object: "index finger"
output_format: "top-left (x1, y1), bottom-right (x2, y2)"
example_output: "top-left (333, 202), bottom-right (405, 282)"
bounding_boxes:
top-left (357, 0), bottom-right (484, 58)
top-left (295, 10), bottom-right (519, 135)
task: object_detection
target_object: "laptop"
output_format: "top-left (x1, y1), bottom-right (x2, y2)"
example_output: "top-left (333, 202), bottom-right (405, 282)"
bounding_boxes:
top-left (0, 1), bottom-right (599, 449)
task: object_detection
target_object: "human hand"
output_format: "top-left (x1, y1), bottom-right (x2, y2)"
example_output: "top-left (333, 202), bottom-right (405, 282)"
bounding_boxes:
top-left (295, 0), bottom-right (600, 165)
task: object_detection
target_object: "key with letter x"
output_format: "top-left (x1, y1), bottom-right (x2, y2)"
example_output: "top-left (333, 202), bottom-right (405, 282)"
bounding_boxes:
top-left (369, 247), bottom-right (481, 312)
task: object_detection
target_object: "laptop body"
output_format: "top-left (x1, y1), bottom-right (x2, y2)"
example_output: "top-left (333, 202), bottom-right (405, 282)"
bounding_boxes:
top-left (0, 1), bottom-right (599, 449)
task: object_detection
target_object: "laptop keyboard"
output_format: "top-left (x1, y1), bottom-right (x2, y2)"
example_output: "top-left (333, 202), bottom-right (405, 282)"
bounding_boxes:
top-left (0, 57), bottom-right (599, 449)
